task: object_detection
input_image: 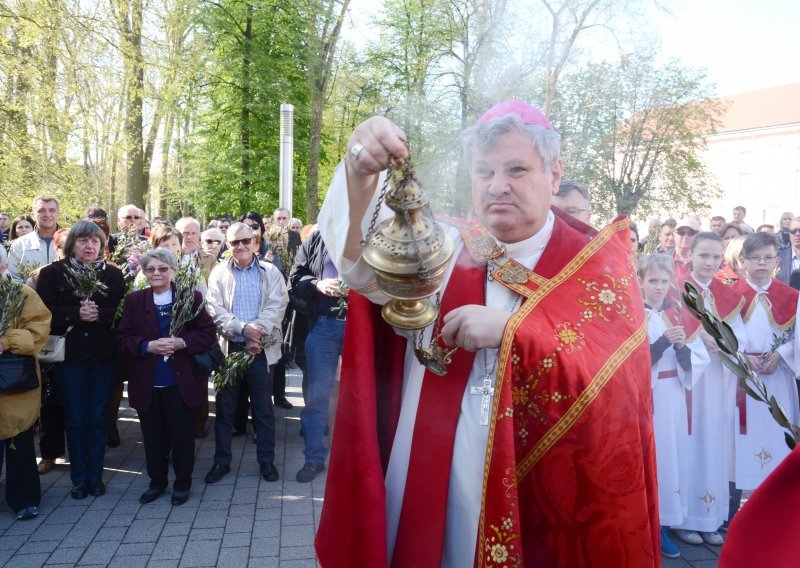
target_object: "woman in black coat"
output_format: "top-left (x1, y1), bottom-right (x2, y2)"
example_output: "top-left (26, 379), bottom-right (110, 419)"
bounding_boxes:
top-left (35, 221), bottom-right (125, 500)
top-left (116, 248), bottom-right (216, 506)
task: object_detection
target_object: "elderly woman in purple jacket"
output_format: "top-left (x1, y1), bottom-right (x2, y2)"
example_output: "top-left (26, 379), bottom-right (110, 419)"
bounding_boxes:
top-left (116, 248), bottom-right (216, 506)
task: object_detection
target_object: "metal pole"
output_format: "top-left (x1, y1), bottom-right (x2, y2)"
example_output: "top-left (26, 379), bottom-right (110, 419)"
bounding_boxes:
top-left (279, 104), bottom-right (294, 213)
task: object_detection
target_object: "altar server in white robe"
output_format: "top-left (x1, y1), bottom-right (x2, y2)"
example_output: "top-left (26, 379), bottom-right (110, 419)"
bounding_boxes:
top-left (639, 254), bottom-right (710, 559)
top-left (672, 232), bottom-right (746, 546)
top-left (732, 232), bottom-right (799, 494)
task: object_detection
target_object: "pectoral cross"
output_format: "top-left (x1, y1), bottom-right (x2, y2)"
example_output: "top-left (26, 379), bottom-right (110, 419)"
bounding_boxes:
top-left (470, 376), bottom-right (495, 426)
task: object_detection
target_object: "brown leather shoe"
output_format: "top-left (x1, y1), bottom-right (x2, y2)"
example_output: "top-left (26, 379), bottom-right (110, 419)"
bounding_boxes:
top-left (37, 459), bottom-right (55, 475)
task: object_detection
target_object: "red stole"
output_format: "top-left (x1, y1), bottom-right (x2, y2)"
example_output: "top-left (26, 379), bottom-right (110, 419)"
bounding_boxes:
top-left (734, 278), bottom-right (798, 331)
top-left (315, 212), bottom-right (660, 568)
top-left (680, 276), bottom-right (746, 341)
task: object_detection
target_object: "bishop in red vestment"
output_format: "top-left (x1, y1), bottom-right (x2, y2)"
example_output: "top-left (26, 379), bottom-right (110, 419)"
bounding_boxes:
top-left (315, 101), bottom-right (660, 567)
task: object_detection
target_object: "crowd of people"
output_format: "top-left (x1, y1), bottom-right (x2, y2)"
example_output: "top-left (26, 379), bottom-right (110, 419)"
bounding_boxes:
top-left (1, 100), bottom-right (799, 567)
top-left (0, 198), bottom-right (344, 519)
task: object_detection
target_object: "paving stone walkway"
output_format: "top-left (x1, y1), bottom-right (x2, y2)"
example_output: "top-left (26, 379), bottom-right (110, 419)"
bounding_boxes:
top-left (1, 367), bottom-right (724, 567)
top-left (0, 369), bottom-right (324, 567)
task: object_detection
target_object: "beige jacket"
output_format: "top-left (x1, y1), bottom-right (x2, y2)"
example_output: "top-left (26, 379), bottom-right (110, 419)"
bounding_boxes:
top-left (206, 256), bottom-right (288, 365)
top-left (0, 285), bottom-right (51, 439)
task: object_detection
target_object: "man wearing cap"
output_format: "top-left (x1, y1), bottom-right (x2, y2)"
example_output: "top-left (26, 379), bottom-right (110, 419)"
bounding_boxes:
top-left (674, 218), bottom-right (700, 279)
top-left (315, 102), bottom-right (659, 567)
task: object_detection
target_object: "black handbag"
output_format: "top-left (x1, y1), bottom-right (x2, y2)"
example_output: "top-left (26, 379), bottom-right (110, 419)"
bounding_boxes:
top-left (0, 352), bottom-right (39, 394)
top-left (192, 343), bottom-right (224, 377)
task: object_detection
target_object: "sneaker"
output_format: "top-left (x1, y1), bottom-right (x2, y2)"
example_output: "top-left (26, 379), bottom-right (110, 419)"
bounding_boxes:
top-left (660, 527), bottom-right (680, 558)
top-left (16, 506), bottom-right (39, 521)
top-left (700, 531), bottom-right (724, 545)
top-left (672, 529), bottom-right (703, 545)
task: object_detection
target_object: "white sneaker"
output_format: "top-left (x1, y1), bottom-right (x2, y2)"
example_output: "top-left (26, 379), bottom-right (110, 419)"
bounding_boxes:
top-left (701, 531), bottom-right (724, 545)
top-left (673, 529), bottom-right (703, 544)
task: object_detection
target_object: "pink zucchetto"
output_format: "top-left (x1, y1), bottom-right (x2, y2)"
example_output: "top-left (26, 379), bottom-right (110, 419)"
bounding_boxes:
top-left (477, 99), bottom-right (553, 129)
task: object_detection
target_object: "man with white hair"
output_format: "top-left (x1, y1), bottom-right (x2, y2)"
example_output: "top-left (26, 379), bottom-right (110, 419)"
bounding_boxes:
top-left (316, 101), bottom-right (659, 567)
top-left (175, 217), bottom-right (217, 280)
top-left (201, 227), bottom-right (226, 257)
top-left (117, 204), bottom-right (144, 234)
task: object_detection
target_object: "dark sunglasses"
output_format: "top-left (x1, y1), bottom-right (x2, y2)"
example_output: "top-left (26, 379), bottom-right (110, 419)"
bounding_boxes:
top-left (246, 223), bottom-right (260, 230)
top-left (123, 215), bottom-right (142, 220)
top-left (675, 229), bottom-right (697, 237)
top-left (230, 237), bottom-right (253, 247)
top-left (789, 229), bottom-right (800, 235)
top-left (205, 239), bottom-right (222, 245)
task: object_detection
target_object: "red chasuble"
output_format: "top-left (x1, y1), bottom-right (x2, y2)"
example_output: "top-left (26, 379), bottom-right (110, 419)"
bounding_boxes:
top-left (315, 210), bottom-right (660, 568)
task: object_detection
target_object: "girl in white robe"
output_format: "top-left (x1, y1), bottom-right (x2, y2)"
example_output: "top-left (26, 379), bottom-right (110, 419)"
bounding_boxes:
top-left (639, 254), bottom-right (710, 559)
top-left (672, 232), bottom-right (746, 546)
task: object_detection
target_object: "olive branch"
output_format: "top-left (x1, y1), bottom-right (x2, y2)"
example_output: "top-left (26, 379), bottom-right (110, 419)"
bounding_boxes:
top-left (0, 278), bottom-right (28, 336)
top-left (64, 264), bottom-right (109, 301)
top-left (213, 334), bottom-right (279, 391)
top-left (683, 281), bottom-right (800, 450)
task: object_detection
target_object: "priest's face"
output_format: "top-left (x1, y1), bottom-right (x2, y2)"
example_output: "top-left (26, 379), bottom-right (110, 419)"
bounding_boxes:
top-left (470, 130), bottom-right (561, 243)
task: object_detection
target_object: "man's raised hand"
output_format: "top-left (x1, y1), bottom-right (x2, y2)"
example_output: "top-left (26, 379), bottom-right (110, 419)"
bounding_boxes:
top-left (346, 117), bottom-right (409, 178)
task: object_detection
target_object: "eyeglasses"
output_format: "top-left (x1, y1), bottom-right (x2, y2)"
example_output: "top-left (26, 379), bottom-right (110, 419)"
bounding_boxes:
top-left (246, 223), bottom-right (260, 230)
top-left (230, 237), bottom-right (253, 247)
top-left (675, 229), bottom-right (697, 237)
top-left (144, 266), bottom-right (170, 274)
top-left (744, 255), bottom-right (777, 264)
top-left (789, 229), bottom-right (800, 235)
top-left (123, 215), bottom-right (142, 220)
top-left (205, 239), bottom-right (222, 245)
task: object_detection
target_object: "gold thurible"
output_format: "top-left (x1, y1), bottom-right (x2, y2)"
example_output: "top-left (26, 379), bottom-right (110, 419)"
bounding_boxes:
top-left (362, 156), bottom-right (453, 330)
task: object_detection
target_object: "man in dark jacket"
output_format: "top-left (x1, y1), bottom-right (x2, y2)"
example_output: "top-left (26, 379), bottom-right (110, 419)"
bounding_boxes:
top-left (288, 229), bottom-right (346, 483)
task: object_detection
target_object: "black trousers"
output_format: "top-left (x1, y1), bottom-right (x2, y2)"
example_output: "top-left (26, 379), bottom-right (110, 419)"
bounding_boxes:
top-left (138, 386), bottom-right (197, 491)
top-left (1, 425), bottom-right (41, 513)
top-left (39, 366), bottom-right (66, 460)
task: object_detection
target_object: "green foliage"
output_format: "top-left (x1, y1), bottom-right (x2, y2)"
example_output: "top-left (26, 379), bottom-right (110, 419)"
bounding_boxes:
top-left (183, 0), bottom-right (312, 220)
top-left (554, 53), bottom-right (725, 221)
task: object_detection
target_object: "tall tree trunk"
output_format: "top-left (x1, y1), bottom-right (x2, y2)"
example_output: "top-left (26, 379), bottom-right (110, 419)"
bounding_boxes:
top-left (240, 3), bottom-right (253, 194)
top-left (158, 111), bottom-right (175, 217)
top-left (306, 0), bottom-right (351, 222)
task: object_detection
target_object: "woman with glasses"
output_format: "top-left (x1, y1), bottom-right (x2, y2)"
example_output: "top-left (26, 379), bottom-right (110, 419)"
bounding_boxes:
top-left (34, 221), bottom-right (126, 500)
top-left (730, 232), bottom-right (799, 515)
top-left (116, 248), bottom-right (216, 506)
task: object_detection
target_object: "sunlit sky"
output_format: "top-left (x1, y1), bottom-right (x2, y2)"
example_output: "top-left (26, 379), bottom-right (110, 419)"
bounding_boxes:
top-left (342, 0), bottom-right (800, 97)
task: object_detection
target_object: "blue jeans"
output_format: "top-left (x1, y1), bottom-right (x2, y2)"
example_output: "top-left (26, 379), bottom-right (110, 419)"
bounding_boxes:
top-left (56, 360), bottom-right (116, 483)
top-left (214, 352), bottom-right (276, 466)
top-left (300, 315), bottom-right (345, 465)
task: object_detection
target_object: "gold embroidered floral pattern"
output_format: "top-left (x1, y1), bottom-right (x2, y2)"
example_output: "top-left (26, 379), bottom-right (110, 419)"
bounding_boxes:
top-left (554, 322), bottom-right (585, 354)
top-left (577, 273), bottom-right (636, 323)
top-left (484, 517), bottom-right (521, 567)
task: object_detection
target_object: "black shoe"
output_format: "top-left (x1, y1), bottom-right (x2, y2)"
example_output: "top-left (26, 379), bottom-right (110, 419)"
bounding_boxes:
top-left (139, 488), bottom-right (165, 504)
top-left (70, 481), bottom-right (89, 500)
top-left (107, 427), bottom-right (121, 448)
top-left (89, 480), bottom-right (106, 497)
top-left (260, 463), bottom-right (279, 482)
top-left (296, 462), bottom-right (325, 483)
top-left (171, 490), bottom-right (190, 506)
top-left (274, 397), bottom-right (294, 409)
top-left (204, 464), bottom-right (230, 484)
